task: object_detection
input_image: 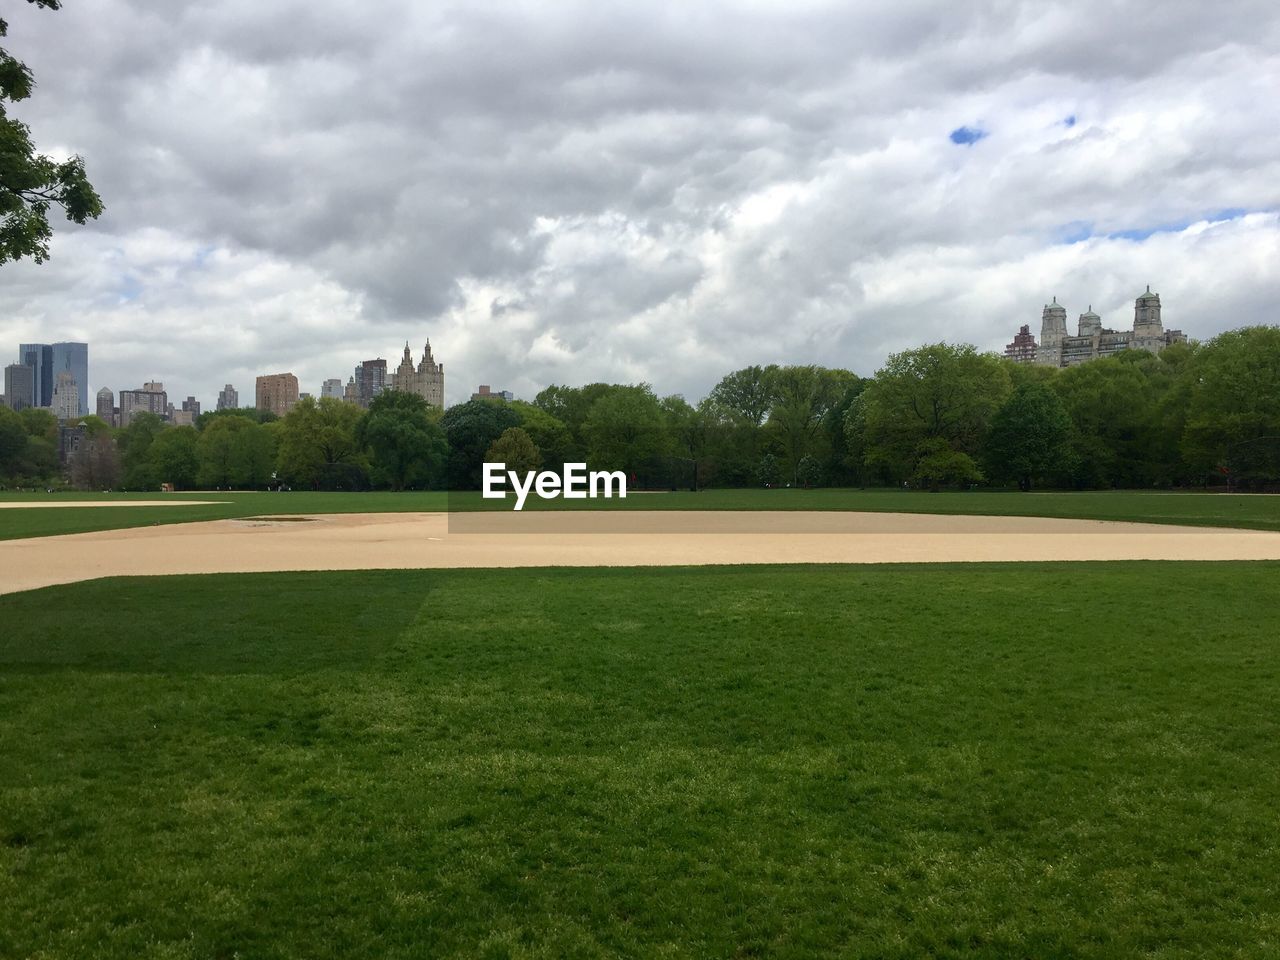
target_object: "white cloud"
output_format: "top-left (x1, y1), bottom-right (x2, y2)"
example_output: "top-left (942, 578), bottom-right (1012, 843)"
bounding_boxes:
top-left (2, 0), bottom-right (1278, 405)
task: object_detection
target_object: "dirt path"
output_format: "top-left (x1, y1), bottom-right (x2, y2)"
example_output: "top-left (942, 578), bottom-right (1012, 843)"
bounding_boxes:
top-left (3, 511), bottom-right (1280, 595)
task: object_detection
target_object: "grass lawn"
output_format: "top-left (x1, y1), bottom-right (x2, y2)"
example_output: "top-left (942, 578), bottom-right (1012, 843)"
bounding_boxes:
top-left (3, 563), bottom-right (1279, 957)
top-left (3, 487), bottom-right (1280, 540)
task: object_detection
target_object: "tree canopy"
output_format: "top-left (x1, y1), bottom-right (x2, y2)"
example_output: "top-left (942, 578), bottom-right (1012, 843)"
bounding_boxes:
top-left (14, 325), bottom-right (1280, 493)
top-left (359, 390), bottom-right (447, 490)
top-left (1, 0), bottom-right (103, 264)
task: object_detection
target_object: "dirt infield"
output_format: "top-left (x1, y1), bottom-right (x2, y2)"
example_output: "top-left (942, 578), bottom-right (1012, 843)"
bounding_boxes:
top-left (3, 511), bottom-right (1280, 595)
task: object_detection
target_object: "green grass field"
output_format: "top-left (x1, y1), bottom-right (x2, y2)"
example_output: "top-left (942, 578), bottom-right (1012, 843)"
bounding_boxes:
top-left (3, 563), bottom-right (1279, 957)
top-left (3, 487), bottom-right (1280, 540)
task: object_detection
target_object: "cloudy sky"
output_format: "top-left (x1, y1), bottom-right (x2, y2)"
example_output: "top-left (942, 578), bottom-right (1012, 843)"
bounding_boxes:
top-left (3, 0), bottom-right (1278, 407)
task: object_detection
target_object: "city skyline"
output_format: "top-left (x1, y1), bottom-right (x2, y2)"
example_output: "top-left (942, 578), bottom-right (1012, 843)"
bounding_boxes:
top-left (4, 286), bottom-right (1193, 417)
top-left (1, 1), bottom-right (1276, 409)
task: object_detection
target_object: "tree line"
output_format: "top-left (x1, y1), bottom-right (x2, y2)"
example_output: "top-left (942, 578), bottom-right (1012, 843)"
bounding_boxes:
top-left (2, 325), bottom-right (1277, 492)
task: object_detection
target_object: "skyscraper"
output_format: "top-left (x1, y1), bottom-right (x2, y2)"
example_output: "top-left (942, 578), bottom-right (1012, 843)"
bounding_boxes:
top-left (321, 378), bottom-right (344, 400)
top-left (52, 342), bottom-right (89, 416)
top-left (17, 344), bottom-right (53, 407)
top-left (4, 364), bottom-right (35, 411)
top-left (51, 371), bottom-right (80, 421)
top-left (255, 373), bottom-right (299, 417)
top-left (16, 342), bottom-right (88, 414)
top-left (353, 359), bottom-right (387, 408)
top-left (119, 382), bottom-right (167, 427)
top-left (216, 384), bottom-right (239, 410)
top-left (96, 387), bottom-right (115, 425)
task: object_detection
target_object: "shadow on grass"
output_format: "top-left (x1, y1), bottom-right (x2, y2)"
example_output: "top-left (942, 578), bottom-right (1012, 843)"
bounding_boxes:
top-left (0, 570), bottom-right (439, 674)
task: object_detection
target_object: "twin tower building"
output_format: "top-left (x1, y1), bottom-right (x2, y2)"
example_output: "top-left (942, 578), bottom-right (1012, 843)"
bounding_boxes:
top-left (1005, 287), bottom-right (1187, 367)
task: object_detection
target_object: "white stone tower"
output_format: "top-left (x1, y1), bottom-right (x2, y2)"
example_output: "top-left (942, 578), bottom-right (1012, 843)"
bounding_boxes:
top-left (1036, 298), bottom-right (1069, 364)
top-left (1133, 286), bottom-right (1162, 333)
top-left (1077, 305), bottom-right (1101, 338)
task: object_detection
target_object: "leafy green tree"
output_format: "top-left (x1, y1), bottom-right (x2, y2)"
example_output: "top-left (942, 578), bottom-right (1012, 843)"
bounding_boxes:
top-left (862, 343), bottom-right (1012, 482)
top-left (911, 438), bottom-right (984, 491)
top-left (118, 412), bottom-right (167, 489)
top-left (196, 417), bottom-right (245, 488)
top-left (796, 454), bottom-right (821, 488)
top-left (440, 397), bottom-right (521, 488)
top-left (195, 406), bottom-right (277, 429)
top-left (756, 453), bottom-right (782, 487)
top-left (582, 384), bottom-right (669, 475)
top-left (708, 365), bottom-right (778, 430)
top-left (196, 415), bottom-right (276, 488)
top-left (485, 427), bottom-right (541, 476)
top-left (821, 378), bottom-right (867, 485)
top-left (842, 394), bottom-right (874, 486)
top-left (1006, 359), bottom-right (1059, 389)
top-left (1143, 342), bottom-right (1198, 484)
top-left (276, 396), bottom-right (368, 489)
top-left (534, 383), bottom-right (612, 455)
top-left (1183, 327), bottom-right (1280, 484)
top-left (146, 426), bottom-right (199, 489)
top-left (660, 395), bottom-right (708, 462)
top-left (236, 422), bottom-right (277, 488)
top-left (1, 405), bottom-right (58, 482)
top-left (1051, 357), bottom-right (1155, 488)
top-left (706, 365), bottom-right (779, 473)
top-left (359, 390), bottom-right (448, 490)
top-left (0, 405), bottom-right (26, 477)
top-left (983, 382), bottom-right (1074, 490)
top-left (509, 401), bottom-right (573, 470)
top-left (19, 435), bottom-right (57, 480)
top-left (766, 365), bottom-right (857, 483)
top-left (18, 406), bottom-right (56, 442)
top-left (1, 1), bottom-right (103, 264)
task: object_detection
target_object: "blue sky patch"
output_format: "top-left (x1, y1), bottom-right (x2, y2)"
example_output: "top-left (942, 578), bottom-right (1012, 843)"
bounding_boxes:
top-left (117, 274), bottom-right (143, 303)
top-left (1063, 114), bottom-right (1076, 127)
top-left (1056, 221), bottom-right (1094, 244)
top-left (949, 125), bottom-right (987, 145)
top-left (1058, 208), bottom-right (1256, 245)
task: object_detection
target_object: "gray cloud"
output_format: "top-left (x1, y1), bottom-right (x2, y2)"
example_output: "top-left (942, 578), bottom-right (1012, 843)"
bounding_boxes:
top-left (3, 0), bottom-right (1279, 406)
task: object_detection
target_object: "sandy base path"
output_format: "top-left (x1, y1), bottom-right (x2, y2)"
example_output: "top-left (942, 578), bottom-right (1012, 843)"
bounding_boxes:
top-left (3, 511), bottom-right (1280, 595)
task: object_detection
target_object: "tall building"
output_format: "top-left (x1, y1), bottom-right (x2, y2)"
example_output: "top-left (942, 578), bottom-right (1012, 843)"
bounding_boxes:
top-left (256, 372), bottom-right (299, 417)
top-left (52, 342), bottom-right (89, 416)
top-left (321, 378), bottom-right (344, 400)
top-left (1012, 288), bottom-right (1188, 367)
top-left (95, 387), bottom-right (117, 426)
top-left (4, 363), bottom-right (35, 411)
top-left (352, 358), bottom-right (387, 408)
top-left (388, 340), bottom-right (445, 409)
top-left (119, 382), bottom-right (167, 427)
top-left (17, 344), bottom-right (53, 407)
top-left (1003, 325), bottom-right (1038, 363)
top-left (51, 371), bottom-right (80, 420)
top-left (181, 396), bottom-right (201, 419)
top-left (216, 384), bottom-right (238, 410)
top-left (19, 342), bottom-right (90, 414)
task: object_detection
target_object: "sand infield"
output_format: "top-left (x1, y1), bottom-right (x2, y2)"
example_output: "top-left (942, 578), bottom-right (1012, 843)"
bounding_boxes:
top-left (3, 510), bottom-right (1280, 595)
